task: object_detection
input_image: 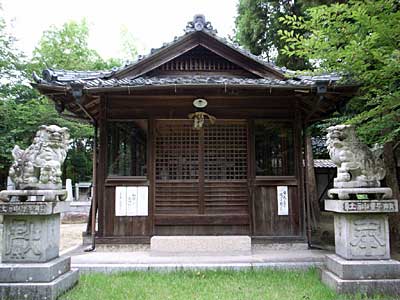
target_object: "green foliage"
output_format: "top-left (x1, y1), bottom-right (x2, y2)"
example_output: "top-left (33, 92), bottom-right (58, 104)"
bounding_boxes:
top-left (235, 0), bottom-right (340, 69)
top-left (120, 25), bottom-right (138, 61)
top-left (278, 0), bottom-right (400, 144)
top-left (60, 269), bottom-right (391, 300)
top-left (0, 14), bottom-right (31, 102)
top-left (0, 17), bottom-right (128, 187)
top-left (30, 19), bottom-right (120, 73)
top-left (0, 98), bottom-right (93, 184)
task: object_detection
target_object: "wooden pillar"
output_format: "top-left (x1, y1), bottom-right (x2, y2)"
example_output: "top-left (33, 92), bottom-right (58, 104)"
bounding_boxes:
top-left (305, 130), bottom-right (320, 227)
top-left (384, 142), bottom-right (400, 251)
top-left (97, 95), bottom-right (107, 237)
top-left (198, 127), bottom-right (205, 214)
top-left (149, 118), bottom-right (155, 236)
top-left (294, 102), bottom-right (306, 240)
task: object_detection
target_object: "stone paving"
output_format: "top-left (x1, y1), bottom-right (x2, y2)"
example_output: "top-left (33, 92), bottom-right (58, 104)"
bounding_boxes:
top-left (59, 223), bottom-right (400, 277)
top-left (69, 247), bottom-right (329, 273)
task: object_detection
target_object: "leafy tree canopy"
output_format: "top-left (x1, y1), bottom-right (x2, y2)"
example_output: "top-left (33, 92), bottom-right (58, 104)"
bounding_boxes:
top-left (279, 0), bottom-right (400, 145)
top-left (0, 18), bottom-right (126, 187)
top-left (30, 19), bottom-right (121, 74)
top-left (235, 0), bottom-right (343, 70)
top-left (119, 25), bottom-right (138, 62)
top-left (0, 13), bottom-right (31, 101)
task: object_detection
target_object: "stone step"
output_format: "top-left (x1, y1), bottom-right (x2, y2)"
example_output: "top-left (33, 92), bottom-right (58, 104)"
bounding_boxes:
top-left (0, 256), bottom-right (71, 283)
top-left (0, 268), bottom-right (79, 300)
top-left (150, 236), bottom-right (251, 255)
top-left (326, 254), bottom-right (400, 280)
top-left (321, 268), bottom-right (400, 296)
top-left (74, 261), bottom-right (323, 274)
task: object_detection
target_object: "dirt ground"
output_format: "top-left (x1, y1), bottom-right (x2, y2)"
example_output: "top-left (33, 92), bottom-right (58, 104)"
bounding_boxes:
top-left (60, 223), bottom-right (86, 251)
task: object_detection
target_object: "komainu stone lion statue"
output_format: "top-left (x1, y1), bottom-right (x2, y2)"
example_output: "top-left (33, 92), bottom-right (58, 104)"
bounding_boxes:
top-left (326, 125), bottom-right (385, 188)
top-left (9, 125), bottom-right (70, 190)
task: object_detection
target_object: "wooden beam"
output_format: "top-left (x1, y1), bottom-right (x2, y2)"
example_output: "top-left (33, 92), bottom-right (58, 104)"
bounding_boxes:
top-left (155, 214), bottom-right (250, 225)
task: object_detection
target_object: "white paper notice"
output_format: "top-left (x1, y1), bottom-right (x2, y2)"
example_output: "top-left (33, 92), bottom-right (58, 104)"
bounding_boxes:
top-left (137, 186), bottom-right (149, 216)
top-left (277, 186), bottom-right (289, 216)
top-left (126, 187), bottom-right (138, 216)
top-left (115, 186), bottom-right (127, 216)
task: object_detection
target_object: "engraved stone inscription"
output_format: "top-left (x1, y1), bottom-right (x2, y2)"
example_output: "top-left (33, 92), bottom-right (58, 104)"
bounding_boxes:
top-left (343, 201), bottom-right (397, 212)
top-left (4, 219), bottom-right (42, 260)
top-left (349, 219), bottom-right (387, 257)
top-left (0, 203), bottom-right (47, 214)
top-left (2, 214), bottom-right (60, 263)
top-left (48, 215), bottom-right (58, 249)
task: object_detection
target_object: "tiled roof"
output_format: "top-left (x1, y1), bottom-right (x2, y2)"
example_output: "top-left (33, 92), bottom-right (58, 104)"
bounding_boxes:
top-left (35, 74), bottom-right (338, 89)
top-left (33, 15), bottom-right (346, 90)
top-left (314, 159), bottom-right (336, 168)
top-left (110, 14), bottom-right (287, 77)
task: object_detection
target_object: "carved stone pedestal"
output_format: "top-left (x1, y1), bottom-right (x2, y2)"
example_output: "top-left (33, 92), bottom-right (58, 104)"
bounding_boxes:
top-left (0, 202), bottom-right (78, 300)
top-left (321, 199), bottom-right (400, 296)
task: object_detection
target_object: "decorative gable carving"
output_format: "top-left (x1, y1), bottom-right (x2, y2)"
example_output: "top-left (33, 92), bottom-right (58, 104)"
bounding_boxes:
top-left (112, 14), bottom-right (285, 80)
top-left (146, 46), bottom-right (258, 77)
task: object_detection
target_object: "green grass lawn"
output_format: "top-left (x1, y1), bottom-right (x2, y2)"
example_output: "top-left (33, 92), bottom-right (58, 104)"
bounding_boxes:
top-left (60, 269), bottom-right (393, 300)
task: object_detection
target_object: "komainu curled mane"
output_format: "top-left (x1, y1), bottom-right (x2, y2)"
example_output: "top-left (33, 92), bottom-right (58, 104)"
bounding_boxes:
top-left (326, 125), bottom-right (385, 188)
top-left (9, 125), bottom-right (70, 190)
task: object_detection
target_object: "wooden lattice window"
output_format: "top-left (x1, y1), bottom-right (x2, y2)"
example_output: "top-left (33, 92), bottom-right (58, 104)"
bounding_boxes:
top-left (107, 120), bottom-right (147, 176)
top-left (204, 123), bottom-right (247, 180)
top-left (255, 121), bottom-right (294, 176)
top-left (155, 122), bottom-right (199, 181)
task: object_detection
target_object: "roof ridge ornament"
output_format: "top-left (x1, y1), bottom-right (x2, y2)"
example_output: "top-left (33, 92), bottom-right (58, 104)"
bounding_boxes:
top-left (185, 14), bottom-right (217, 35)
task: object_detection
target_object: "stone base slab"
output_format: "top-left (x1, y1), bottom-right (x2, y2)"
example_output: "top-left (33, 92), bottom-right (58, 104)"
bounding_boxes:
top-left (0, 189), bottom-right (67, 202)
top-left (0, 256), bottom-right (70, 283)
top-left (0, 268), bottom-right (78, 300)
top-left (321, 268), bottom-right (400, 296)
top-left (326, 254), bottom-right (400, 280)
top-left (151, 236), bottom-right (251, 254)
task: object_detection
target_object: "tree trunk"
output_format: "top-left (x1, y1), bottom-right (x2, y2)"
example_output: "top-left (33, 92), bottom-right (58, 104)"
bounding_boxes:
top-left (383, 142), bottom-right (400, 253)
top-left (306, 132), bottom-right (320, 228)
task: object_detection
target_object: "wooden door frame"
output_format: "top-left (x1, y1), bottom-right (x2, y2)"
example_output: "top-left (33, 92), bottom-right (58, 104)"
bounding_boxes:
top-left (249, 117), bottom-right (305, 239)
top-left (152, 119), bottom-right (250, 230)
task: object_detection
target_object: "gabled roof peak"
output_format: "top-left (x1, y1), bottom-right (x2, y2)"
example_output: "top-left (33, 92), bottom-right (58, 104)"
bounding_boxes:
top-left (184, 14), bottom-right (217, 35)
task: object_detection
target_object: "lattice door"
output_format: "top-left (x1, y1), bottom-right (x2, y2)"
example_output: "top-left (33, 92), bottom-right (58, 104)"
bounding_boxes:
top-left (204, 122), bottom-right (248, 214)
top-left (155, 120), bottom-right (248, 216)
top-left (204, 123), bottom-right (247, 181)
top-left (155, 122), bottom-right (199, 182)
top-left (155, 121), bottom-right (200, 214)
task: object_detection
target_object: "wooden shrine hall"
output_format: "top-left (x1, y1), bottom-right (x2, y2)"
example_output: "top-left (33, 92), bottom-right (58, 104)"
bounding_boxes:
top-left (33, 15), bottom-right (357, 245)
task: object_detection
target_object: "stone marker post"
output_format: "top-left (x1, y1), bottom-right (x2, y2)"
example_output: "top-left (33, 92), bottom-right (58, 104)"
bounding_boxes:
top-left (0, 125), bottom-right (79, 300)
top-left (66, 179), bottom-right (73, 201)
top-left (320, 125), bottom-right (400, 296)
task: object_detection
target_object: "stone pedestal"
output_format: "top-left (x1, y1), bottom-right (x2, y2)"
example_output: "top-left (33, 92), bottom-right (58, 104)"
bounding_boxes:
top-left (151, 236), bottom-right (251, 255)
top-left (0, 201), bottom-right (78, 300)
top-left (3, 213), bottom-right (60, 263)
top-left (321, 198), bottom-right (400, 296)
